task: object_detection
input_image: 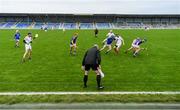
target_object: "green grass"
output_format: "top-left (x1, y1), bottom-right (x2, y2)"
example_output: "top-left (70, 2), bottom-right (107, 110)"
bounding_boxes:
top-left (0, 29), bottom-right (180, 92)
top-left (1, 94), bottom-right (180, 104)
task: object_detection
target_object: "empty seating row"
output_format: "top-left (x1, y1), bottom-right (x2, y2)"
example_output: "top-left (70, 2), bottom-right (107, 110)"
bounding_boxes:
top-left (0, 21), bottom-right (179, 29)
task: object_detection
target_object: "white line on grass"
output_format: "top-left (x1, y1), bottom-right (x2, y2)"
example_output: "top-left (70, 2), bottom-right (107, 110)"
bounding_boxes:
top-left (1, 91), bottom-right (180, 95)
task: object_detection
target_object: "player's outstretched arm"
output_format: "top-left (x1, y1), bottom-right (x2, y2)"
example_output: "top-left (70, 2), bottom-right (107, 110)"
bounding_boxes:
top-left (81, 51), bottom-right (88, 71)
top-left (102, 38), bottom-right (107, 43)
top-left (97, 50), bottom-right (101, 65)
top-left (82, 51), bottom-right (88, 66)
top-left (106, 33), bottom-right (109, 37)
top-left (122, 38), bottom-right (125, 45)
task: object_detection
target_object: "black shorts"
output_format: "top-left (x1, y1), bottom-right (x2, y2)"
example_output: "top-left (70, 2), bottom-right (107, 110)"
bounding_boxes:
top-left (85, 64), bottom-right (99, 71)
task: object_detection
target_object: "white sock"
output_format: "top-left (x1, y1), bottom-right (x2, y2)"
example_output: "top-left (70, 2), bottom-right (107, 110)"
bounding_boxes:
top-left (98, 69), bottom-right (105, 78)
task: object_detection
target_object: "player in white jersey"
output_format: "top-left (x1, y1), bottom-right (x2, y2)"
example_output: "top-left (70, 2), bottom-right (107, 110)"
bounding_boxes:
top-left (22, 33), bottom-right (33, 62)
top-left (114, 34), bottom-right (125, 54)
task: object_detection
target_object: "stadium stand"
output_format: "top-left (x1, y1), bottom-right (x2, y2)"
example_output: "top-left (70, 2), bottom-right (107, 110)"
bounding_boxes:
top-left (16, 22), bottom-right (32, 29)
top-left (96, 23), bottom-right (111, 29)
top-left (63, 23), bottom-right (77, 29)
top-left (34, 22), bottom-right (45, 29)
top-left (80, 23), bottom-right (94, 29)
top-left (3, 22), bottom-right (16, 28)
top-left (0, 22), bottom-right (6, 28)
top-left (47, 23), bottom-right (62, 29)
top-left (0, 14), bottom-right (179, 29)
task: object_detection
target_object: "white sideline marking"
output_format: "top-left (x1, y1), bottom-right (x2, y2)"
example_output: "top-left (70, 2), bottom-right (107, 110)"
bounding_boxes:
top-left (0, 92), bottom-right (180, 95)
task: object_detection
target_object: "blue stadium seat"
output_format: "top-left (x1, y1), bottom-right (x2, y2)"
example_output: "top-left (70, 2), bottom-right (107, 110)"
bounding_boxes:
top-left (96, 23), bottom-right (110, 29)
top-left (80, 23), bottom-right (93, 29)
top-left (47, 23), bottom-right (61, 29)
top-left (63, 23), bottom-right (76, 29)
top-left (0, 22), bottom-right (6, 28)
top-left (3, 22), bottom-right (16, 28)
top-left (16, 22), bottom-right (31, 29)
top-left (34, 22), bottom-right (44, 29)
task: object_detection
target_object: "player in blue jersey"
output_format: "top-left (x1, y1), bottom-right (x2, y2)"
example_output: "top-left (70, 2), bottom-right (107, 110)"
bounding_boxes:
top-left (125, 37), bottom-right (147, 57)
top-left (70, 33), bottom-right (78, 55)
top-left (14, 30), bottom-right (21, 47)
top-left (100, 30), bottom-right (115, 54)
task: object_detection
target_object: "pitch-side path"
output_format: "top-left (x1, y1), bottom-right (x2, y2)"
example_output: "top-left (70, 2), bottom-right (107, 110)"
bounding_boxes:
top-left (0, 91), bottom-right (180, 95)
top-left (1, 103), bottom-right (180, 109)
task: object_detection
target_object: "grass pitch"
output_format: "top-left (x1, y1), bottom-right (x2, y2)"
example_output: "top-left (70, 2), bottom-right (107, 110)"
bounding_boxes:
top-left (1, 94), bottom-right (180, 104)
top-left (0, 29), bottom-right (180, 92)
